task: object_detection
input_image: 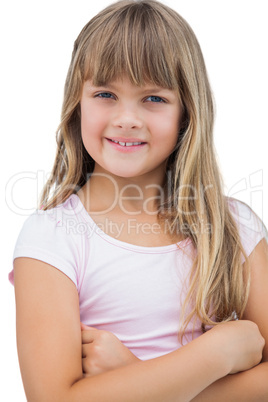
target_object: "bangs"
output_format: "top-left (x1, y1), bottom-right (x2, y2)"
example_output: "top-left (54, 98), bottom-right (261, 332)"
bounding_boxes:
top-left (82, 2), bottom-right (181, 89)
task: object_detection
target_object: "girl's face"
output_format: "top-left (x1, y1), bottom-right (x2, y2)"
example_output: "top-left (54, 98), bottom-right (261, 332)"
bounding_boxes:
top-left (80, 76), bottom-right (182, 183)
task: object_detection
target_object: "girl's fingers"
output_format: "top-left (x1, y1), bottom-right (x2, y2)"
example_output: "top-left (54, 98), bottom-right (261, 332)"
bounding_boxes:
top-left (81, 323), bottom-right (100, 344)
top-left (82, 344), bottom-right (90, 358)
top-left (80, 322), bottom-right (97, 331)
top-left (82, 356), bottom-right (91, 376)
top-left (81, 328), bottom-right (100, 344)
top-left (80, 322), bottom-right (87, 330)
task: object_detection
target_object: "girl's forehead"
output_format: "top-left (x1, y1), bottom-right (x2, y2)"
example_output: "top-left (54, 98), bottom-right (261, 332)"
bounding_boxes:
top-left (82, 37), bottom-right (180, 90)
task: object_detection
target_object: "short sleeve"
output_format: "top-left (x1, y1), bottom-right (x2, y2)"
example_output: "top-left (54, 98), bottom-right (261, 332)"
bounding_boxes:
top-left (228, 197), bottom-right (268, 260)
top-left (9, 208), bottom-right (80, 288)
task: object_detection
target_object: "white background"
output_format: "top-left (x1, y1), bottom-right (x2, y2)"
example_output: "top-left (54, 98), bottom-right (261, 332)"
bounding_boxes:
top-left (1, 0), bottom-right (267, 400)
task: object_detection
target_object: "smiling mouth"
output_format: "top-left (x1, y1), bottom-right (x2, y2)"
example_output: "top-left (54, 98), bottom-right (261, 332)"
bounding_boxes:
top-left (108, 139), bottom-right (145, 147)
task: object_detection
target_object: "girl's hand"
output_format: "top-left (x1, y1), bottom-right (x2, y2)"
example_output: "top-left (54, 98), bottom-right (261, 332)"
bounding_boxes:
top-left (208, 320), bottom-right (265, 374)
top-left (81, 323), bottom-right (140, 377)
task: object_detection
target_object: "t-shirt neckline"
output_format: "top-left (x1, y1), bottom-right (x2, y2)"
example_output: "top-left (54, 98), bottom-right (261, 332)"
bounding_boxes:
top-left (69, 193), bottom-right (191, 253)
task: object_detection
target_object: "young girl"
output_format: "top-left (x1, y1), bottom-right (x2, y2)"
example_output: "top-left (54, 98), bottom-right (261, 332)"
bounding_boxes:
top-left (10, 0), bottom-right (268, 400)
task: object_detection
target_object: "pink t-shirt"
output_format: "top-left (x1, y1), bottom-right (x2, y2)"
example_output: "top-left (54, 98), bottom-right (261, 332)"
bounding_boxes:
top-left (9, 194), bottom-right (267, 360)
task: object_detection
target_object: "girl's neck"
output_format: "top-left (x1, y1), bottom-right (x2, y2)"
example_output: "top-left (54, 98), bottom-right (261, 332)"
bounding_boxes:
top-left (77, 165), bottom-right (185, 247)
top-left (78, 164), bottom-right (166, 216)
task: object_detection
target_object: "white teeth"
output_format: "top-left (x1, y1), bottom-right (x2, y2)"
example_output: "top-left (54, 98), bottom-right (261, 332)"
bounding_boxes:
top-left (124, 142), bottom-right (143, 146)
top-left (110, 139), bottom-right (143, 147)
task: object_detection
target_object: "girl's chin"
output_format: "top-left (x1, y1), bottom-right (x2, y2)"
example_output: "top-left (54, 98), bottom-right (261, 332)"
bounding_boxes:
top-left (93, 164), bottom-right (146, 179)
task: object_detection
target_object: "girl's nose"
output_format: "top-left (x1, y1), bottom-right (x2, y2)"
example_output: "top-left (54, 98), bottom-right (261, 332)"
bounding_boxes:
top-left (112, 106), bottom-right (143, 130)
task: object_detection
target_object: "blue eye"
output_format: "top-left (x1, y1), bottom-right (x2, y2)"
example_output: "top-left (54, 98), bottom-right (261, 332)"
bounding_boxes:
top-left (96, 92), bottom-right (114, 99)
top-left (146, 96), bottom-right (165, 103)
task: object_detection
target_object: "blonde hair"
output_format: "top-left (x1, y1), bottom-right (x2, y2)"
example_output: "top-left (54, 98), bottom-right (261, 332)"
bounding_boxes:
top-left (40, 0), bottom-right (253, 338)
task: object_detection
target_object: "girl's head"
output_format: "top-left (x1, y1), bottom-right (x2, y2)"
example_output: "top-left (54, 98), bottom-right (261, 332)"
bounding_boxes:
top-left (43, 0), bottom-right (214, 207)
top-left (41, 0), bottom-right (250, 338)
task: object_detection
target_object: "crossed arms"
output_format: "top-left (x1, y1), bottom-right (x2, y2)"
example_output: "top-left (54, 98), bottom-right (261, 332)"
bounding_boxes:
top-left (14, 238), bottom-right (268, 401)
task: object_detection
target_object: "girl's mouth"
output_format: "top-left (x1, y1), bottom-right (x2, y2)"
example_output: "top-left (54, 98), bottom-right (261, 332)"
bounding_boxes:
top-left (109, 139), bottom-right (144, 147)
top-left (106, 138), bottom-right (147, 152)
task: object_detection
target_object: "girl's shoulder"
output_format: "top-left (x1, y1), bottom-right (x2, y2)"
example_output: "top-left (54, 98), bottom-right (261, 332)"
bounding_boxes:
top-left (9, 194), bottom-right (88, 287)
top-left (17, 193), bottom-right (88, 236)
top-left (227, 197), bottom-right (268, 257)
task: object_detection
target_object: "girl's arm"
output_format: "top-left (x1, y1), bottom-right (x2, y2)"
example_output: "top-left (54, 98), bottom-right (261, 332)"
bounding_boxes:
top-left (80, 238), bottom-right (268, 401)
top-left (191, 237), bottom-right (268, 402)
top-left (14, 257), bottom-right (263, 402)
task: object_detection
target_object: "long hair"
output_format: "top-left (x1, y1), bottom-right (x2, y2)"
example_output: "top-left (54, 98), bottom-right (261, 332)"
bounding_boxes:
top-left (40, 0), bottom-right (253, 338)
